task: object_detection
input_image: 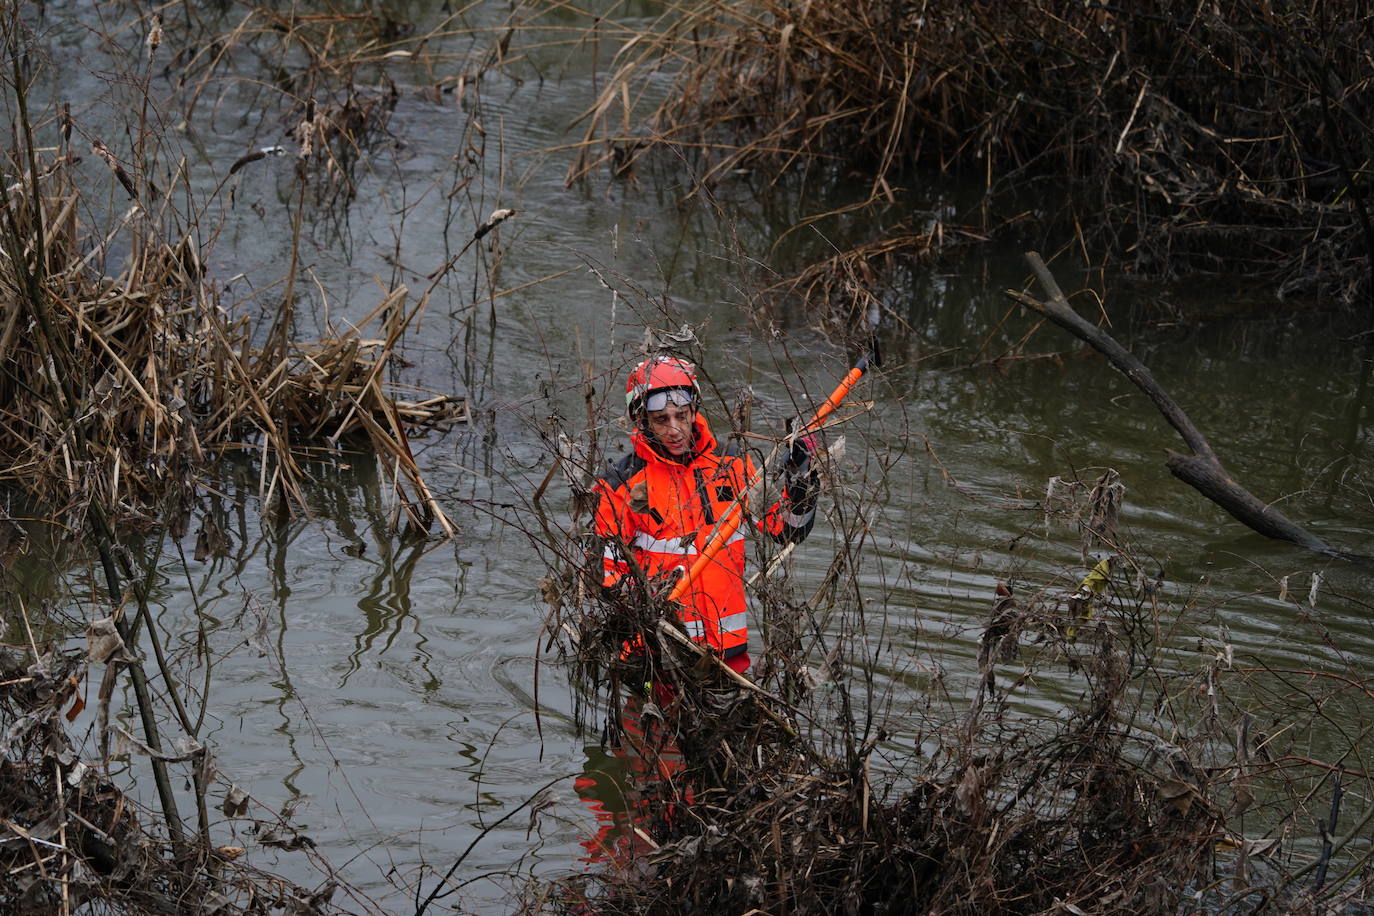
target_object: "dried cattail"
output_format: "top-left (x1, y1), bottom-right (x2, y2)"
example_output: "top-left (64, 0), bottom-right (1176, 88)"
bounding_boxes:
top-left (228, 150), bottom-right (266, 176)
top-left (145, 14), bottom-right (162, 60)
top-left (473, 207), bottom-right (516, 240)
top-left (92, 140), bottom-right (138, 200)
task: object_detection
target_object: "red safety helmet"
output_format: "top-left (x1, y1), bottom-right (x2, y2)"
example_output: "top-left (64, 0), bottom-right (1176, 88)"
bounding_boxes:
top-left (625, 356), bottom-right (700, 419)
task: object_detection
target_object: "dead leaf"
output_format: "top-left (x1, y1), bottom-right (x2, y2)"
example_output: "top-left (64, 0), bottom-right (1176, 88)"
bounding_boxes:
top-left (222, 784), bottom-right (249, 818)
top-left (955, 765), bottom-right (983, 816)
top-left (1158, 779), bottom-right (1194, 815)
top-left (1215, 833), bottom-right (1279, 857)
top-left (538, 576), bottom-right (560, 611)
top-left (1229, 783), bottom-right (1254, 817)
top-left (86, 617), bottom-right (125, 665)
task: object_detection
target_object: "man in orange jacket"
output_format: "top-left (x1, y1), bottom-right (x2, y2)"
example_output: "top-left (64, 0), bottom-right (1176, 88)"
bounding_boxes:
top-left (593, 355), bottom-right (819, 678)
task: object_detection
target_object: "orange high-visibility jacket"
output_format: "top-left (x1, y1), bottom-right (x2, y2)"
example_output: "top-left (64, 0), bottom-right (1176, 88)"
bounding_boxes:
top-left (594, 413), bottom-right (816, 659)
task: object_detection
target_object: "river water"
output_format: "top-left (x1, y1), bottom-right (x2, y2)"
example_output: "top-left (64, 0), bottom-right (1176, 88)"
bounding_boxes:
top-left (13, 1), bottom-right (1374, 911)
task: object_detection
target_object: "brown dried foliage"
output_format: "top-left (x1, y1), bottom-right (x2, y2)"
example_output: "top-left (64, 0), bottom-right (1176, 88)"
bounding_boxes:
top-left (0, 23), bottom-right (465, 535)
top-left (547, 588), bottom-right (1221, 912)
top-left (572, 0), bottom-right (1374, 306)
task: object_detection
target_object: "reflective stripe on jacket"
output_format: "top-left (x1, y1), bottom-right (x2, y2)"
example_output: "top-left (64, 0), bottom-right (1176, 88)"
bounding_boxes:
top-left (594, 413), bottom-right (814, 658)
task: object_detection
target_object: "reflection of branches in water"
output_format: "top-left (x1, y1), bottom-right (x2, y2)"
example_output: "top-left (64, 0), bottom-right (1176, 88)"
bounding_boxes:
top-left (0, 642), bottom-right (382, 913)
top-left (182, 451), bottom-right (449, 693)
top-left (0, 511), bottom-right (397, 913)
top-left (344, 532), bottom-right (432, 688)
top-left (213, 537), bottom-right (415, 895)
top-left (97, 454), bottom-right (460, 899)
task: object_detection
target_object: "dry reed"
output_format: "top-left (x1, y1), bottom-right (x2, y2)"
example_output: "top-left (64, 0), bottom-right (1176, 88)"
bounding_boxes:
top-left (0, 3), bottom-right (477, 536)
top-left (568, 0), bottom-right (1374, 310)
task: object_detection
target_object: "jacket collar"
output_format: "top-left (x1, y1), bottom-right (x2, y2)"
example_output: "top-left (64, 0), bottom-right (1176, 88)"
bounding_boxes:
top-left (631, 412), bottom-right (716, 466)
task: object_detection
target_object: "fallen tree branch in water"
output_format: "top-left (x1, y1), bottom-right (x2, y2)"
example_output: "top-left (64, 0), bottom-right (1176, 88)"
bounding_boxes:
top-left (1007, 250), bottom-right (1365, 561)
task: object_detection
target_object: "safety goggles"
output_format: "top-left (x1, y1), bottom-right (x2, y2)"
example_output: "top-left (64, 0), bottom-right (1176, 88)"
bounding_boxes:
top-left (644, 388), bottom-right (695, 412)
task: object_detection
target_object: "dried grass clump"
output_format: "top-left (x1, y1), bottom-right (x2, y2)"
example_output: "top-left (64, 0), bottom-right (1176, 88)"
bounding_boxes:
top-left (573, 0), bottom-right (1373, 305)
top-left (0, 44), bottom-right (463, 535)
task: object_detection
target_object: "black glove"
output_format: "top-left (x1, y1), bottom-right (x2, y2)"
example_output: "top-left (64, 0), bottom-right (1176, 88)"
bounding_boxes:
top-left (781, 433), bottom-right (816, 484)
top-left (780, 434), bottom-right (819, 520)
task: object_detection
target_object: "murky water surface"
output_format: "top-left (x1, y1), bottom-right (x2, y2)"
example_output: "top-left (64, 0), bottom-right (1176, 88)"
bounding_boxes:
top-left (11, 1), bottom-right (1374, 910)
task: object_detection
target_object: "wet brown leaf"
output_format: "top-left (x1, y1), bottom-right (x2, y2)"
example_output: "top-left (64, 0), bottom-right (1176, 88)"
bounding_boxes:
top-left (539, 576), bottom-right (561, 611)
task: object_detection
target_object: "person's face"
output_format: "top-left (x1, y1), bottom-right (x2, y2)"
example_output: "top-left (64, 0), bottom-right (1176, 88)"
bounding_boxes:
top-left (645, 403), bottom-right (696, 456)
